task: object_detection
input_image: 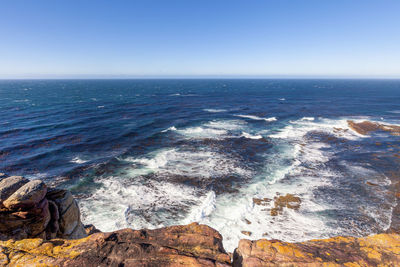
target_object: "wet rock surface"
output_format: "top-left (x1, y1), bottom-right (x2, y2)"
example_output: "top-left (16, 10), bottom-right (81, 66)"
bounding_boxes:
top-left (0, 175), bottom-right (86, 241)
top-left (270, 193), bottom-right (301, 216)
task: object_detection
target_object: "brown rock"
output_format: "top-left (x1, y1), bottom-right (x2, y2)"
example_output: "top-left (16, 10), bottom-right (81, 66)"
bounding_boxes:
top-left (84, 224), bottom-right (101, 235)
top-left (0, 178), bottom-right (86, 241)
top-left (366, 181), bottom-right (378, 186)
top-left (3, 180), bottom-right (47, 209)
top-left (270, 193), bottom-right (301, 216)
top-left (233, 233), bottom-right (400, 266)
top-left (348, 120), bottom-right (400, 136)
top-left (244, 219), bottom-right (251, 225)
top-left (241, 231), bottom-right (252, 236)
top-left (252, 198), bottom-right (271, 206)
top-left (0, 223), bottom-right (231, 267)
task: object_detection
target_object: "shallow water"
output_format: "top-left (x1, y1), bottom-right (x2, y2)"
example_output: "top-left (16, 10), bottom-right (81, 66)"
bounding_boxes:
top-left (1, 79), bottom-right (400, 251)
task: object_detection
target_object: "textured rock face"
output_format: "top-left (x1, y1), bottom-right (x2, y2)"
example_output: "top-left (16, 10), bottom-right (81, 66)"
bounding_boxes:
top-left (233, 233), bottom-right (400, 266)
top-left (0, 223), bottom-right (231, 267)
top-left (0, 175), bottom-right (86, 241)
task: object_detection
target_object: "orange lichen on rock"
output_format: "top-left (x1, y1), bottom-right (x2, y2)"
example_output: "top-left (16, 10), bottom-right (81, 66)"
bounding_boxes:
top-left (233, 233), bottom-right (400, 267)
top-left (0, 223), bottom-right (231, 267)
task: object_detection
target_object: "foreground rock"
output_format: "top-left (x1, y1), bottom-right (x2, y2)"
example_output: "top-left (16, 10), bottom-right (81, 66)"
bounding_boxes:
top-left (0, 222), bottom-right (231, 267)
top-left (233, 233), bottom-right (400, 266)
top-left (0, 174), bottom-right (86, 241)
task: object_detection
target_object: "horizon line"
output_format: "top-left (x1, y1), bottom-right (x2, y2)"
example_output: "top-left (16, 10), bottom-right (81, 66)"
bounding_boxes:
top-left (1, 75), bottom-right (400, 80)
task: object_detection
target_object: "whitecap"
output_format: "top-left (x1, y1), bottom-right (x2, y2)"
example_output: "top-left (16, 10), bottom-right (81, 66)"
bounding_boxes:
top-left (240, 132), bottom-right (263, 139)
top-left (161, 126), bottom-right (177, 132)
top-left (300, 117), bottom-right (314, 121)
top-left (176, 126), bottom-right (227, 138)
top-left (235, 114), bottom-right (277, 122)
top-left (70, 156), bottom-right (88, 164)
top-left (203, 108), bottom-right (227, 113)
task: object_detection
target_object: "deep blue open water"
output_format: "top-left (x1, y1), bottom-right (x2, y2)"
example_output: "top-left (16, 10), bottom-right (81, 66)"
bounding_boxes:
top-left (1, 79), bottom-right (400, 251)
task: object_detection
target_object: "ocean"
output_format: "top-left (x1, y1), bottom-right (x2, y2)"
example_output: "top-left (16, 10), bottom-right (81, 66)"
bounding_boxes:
top-left (1, 79), bottom-right (400, 251)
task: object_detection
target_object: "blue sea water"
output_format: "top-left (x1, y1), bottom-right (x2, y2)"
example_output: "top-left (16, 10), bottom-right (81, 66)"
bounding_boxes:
top-left (1, 79), bottom-right (400, 251)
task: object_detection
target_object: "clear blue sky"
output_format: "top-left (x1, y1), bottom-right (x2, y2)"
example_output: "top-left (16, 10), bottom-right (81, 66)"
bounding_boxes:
top-left (1, 0), bottom-right (399, 78)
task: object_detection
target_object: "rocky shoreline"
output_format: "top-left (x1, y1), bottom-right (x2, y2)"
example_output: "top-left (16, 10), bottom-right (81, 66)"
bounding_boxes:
top-left (1, 174), bottom-right (399, 266)
top-left (1, 120), bottom-right (400, 266)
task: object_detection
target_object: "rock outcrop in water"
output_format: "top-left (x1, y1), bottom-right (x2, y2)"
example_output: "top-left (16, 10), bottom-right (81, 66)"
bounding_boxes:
top-left (0, 174), bottom-right (86, 241)
top-left (1, 173), bottom-right (400, 266)
top-left (348, 120), bottom-right (400, 136)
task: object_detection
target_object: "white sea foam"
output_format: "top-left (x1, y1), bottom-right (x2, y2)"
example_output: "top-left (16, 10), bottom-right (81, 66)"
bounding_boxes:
top-left (300, 117), bottom-right (314, 121)
top-left (203, 108), bottom-right (227, 113)
top-left (161, 126), bottom-right (177, 132)
top-left (279, 98), bottom-right (286, 101)
top-left (176, 126), bottom-right (228, 138)
top-left (169, 120), bottom-right (246, 139)
top-left (125, 148), bottom-right (251, 178)
top-left (80, 116), bottom-right (394, 252)
top-left (235, 114), bottom-right (277, 122)
top-left (79, 178), bottom-right (204, 231)
top-left (270, 117), bottom-right (362, 140)
top-left (204, 120), bottom-right (246, 130)
top-left (70, 156), bottom-right (88, 164)
top-left (240, 132), bottom-right (263, 139)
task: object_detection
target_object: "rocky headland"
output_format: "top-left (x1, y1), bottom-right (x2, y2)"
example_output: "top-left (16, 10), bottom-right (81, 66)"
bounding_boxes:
top-left (2, 120), bottom-right (400, 267)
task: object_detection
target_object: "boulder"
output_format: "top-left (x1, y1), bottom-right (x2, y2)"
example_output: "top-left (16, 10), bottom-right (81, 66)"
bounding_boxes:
top-left (46, 188), bottom-right (86, 239)
top-left (233, 233), bottom-right (400, 266)
top-left (0, 177), bottom-right (87, 241)
top-left (3, 180), bottom-right (47, 209)
top-left (0, 176), bottom-right (29, 205)
top-left (0, 223), bottom-right (231, 267)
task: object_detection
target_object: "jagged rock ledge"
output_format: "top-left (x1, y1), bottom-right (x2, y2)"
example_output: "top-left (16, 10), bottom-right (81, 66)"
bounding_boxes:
top-left (1, 173), bottom-right (400, 266)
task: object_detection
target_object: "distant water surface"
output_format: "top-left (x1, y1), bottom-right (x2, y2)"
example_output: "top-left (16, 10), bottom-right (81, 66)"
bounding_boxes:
top-left (1, 79), bottom-right (400, 251)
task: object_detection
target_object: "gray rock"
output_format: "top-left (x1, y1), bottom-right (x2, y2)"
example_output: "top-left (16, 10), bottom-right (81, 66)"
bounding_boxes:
top-left (46, 188), bottom-right (74, 214)
top-left (68, 222), bottom-right (87, 239)
top-left (3, 180), bottom-right (47, 209)
top-left (46, 188), bottom-right (87, 239)
top-left (59, 200), bottom-right (80, 236)
top-left (0, 176), bottom-right (29, 203)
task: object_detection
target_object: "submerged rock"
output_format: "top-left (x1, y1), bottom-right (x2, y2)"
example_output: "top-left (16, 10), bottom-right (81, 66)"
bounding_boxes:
top-left (233, 233), bottom-right (400, 266)
top-left (0, 223), bottom-right (231, 267)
